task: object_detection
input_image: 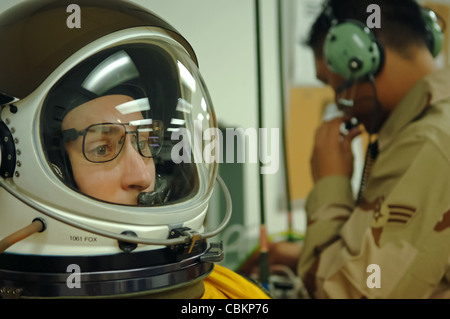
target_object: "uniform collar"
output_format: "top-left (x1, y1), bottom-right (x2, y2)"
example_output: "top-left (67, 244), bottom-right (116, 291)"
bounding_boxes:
top-left (378, 67), bottom-right (450, 151)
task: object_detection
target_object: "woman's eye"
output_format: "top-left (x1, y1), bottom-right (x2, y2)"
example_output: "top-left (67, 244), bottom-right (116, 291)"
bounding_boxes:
top-left (95, 145), bottom-right (108, 156)
top-left (86, 143), bottom-right (112, 158)
top-left (139, 140), bottom-right (147, 150)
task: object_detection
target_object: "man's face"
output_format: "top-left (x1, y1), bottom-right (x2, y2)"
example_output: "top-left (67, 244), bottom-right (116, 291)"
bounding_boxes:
top-left (315, 55), bottom-right (387, 132)
top-left (62, 95), bottom-right (156, 205)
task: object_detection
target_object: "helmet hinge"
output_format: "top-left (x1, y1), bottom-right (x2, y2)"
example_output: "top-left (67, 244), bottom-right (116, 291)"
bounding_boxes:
top-left (0, 121), bottom-right (16, 178)
top-left (169, 227), bottom-right (202, 255)
top-left (0, 287), bottom-right (22, 299)
top-left (200, 242), bottom-right (224, 263)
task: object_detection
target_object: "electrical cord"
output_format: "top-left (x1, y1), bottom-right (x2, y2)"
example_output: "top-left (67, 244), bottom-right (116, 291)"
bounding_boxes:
top-left (0, 218), bottom-right (46, 254)
top-left (356, 74), bottom-right (381, 204)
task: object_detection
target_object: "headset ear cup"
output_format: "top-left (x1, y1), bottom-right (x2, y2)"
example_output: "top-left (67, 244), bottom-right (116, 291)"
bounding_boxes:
top-left (373, 39), bottom-right (385, 77)
top-left (422, 8), bottom-right (444, 57)
top-left (324, 20), bottom-right (383, 80)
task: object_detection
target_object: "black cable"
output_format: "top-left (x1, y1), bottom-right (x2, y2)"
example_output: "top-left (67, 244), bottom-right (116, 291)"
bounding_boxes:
top-left (367, 74), bottom-right (382, 135)
top-left (277, 0), bottom-right (294, 242)
top-left (254, 0), bottom-right (269, 290)
top-left (356, 74), bottom-right (381, 204)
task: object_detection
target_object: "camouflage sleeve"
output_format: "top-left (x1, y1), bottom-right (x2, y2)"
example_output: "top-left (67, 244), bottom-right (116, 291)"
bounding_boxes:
top-left (297, 175), bottom-right (355, 295)
top-left (298, 136), bottom-right (450, 298)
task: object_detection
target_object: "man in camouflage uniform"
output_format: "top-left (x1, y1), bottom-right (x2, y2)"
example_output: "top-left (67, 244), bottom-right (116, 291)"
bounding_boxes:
top-left (298, 0), bottom-right (450, 298)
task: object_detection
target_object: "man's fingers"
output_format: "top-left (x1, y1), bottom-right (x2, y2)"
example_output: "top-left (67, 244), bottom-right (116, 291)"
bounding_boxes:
top-left (340, 126), bottom-right (362, 150)
top-left (315, 117), bottom-right (345, 144)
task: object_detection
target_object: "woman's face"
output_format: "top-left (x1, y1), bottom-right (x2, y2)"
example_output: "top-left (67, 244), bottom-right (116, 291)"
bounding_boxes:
top-left (62, 95), bottom-right (156, 205)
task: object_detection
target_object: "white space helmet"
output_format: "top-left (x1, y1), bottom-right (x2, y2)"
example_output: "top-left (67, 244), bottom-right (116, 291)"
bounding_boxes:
top-left (0, 0), bottom-right (230, 298)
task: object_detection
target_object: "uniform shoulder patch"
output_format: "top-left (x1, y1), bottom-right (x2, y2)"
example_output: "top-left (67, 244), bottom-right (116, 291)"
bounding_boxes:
top-left (434, 209), bottom-right (450, 232)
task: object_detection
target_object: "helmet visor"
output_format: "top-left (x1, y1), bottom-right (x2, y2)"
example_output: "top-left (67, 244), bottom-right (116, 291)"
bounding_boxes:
top-left (41, 41), bottom-right (217, 207)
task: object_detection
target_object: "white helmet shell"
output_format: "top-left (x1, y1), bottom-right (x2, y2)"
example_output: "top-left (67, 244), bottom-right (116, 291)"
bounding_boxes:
top-left (0, 0), bottom-right (229, 298)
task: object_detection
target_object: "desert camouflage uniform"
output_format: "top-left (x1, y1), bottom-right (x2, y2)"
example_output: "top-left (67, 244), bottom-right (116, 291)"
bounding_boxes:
top-left (298, 67), bottom-right (450, 298)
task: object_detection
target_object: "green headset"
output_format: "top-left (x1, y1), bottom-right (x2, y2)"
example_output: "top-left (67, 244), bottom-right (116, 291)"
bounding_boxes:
top-left (323, 1), bottom-right (445, 80)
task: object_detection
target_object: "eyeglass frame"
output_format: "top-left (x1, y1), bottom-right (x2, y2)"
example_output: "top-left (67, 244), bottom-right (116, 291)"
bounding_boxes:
top-left (62, 121), bottom-right (164, 163)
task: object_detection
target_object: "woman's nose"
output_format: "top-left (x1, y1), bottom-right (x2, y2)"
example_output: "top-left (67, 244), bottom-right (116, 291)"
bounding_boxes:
top-left (120, 136), bottom-right (154, 191)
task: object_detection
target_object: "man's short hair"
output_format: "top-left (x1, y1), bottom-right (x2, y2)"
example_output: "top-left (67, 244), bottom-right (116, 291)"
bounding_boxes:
top-left (306, 0), bottom-right (430, 58)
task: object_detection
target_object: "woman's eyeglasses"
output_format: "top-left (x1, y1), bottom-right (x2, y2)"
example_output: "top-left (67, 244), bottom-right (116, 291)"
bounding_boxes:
top-left (62, 121), bottom-right (164, 163)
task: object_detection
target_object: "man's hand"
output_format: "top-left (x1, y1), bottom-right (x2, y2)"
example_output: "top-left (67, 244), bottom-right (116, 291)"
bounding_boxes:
top-left (311, 117), bottom-right (362, 183)
top-left (238, 241), bottom-right (303, 276)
